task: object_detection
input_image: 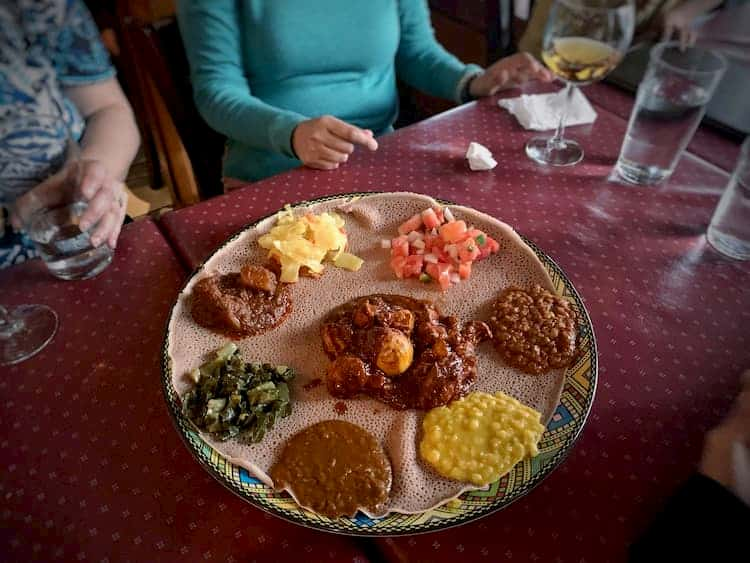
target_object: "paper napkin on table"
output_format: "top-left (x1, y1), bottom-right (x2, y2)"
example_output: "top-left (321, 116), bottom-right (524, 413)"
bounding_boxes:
top-left (498, 88), bottom-right (598, 131)
top-left (465, 142), bottom-right (497, 171)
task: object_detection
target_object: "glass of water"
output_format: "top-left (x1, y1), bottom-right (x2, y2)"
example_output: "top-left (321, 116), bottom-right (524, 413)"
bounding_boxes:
top-left (615, 42), bottom-right (727, 185)
top-left (13, 128), bottom-right (114, 281)
top-left (707, 137), bottom-right (750, 260)
top-left (22, 163), bottom-right (114, 281)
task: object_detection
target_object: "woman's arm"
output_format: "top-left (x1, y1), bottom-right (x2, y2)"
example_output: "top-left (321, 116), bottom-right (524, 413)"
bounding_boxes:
top-left (177, 0), bottom-right (377, 169)
top-left (65, 78), bottom-right (140, 182)
top-left (394, 0), bottom-right (483, 103)
top-left (177, 0), bottom-right (307, 158)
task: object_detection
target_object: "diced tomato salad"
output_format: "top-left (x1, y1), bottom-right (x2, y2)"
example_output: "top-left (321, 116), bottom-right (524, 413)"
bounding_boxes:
top-left (388, 206), bottom-right (500, 290)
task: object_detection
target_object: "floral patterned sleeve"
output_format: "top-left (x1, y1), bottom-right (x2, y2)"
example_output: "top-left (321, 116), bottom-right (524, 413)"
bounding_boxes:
top-left (51, 0), bottom-right (115, 85)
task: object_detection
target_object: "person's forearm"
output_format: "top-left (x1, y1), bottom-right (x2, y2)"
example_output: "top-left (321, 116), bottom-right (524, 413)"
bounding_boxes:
top-left (78, 101), bottom-right (140, 181)
top-left (395, 0), bottom-right (482, 102)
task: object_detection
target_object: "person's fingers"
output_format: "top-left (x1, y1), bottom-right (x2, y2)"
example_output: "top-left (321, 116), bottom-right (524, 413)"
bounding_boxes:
top-left (513, 70), bottom-right (532, 85)
top-left (308, 160), bottom-right (340, 171)
top-left (484, 69), bottom-right (509, 95)
top-left (11, 171), bottom-right (68, 228)
top-left (516, 52), bottom-right (547, 77)
top-left (325, 116), bottom-right (378, 151)
top-left (537, 66), bottom-right (555, 82)
top-left (321, 133), bottom-right (355, 155)
top-left (90, 207), bottom-right (119, 247)
top-left (318, 145), bottom-right (349, 164)
top-left (107, 208), bottom-right (125, 250)
top-left (107, 214), bottom-right (124, 248)
top-left (78, 160), bottom-right (108, 199)
top-left (78, 181), bottom-right (114, 231)
top-left (107, 187), bottom-right (127, 248)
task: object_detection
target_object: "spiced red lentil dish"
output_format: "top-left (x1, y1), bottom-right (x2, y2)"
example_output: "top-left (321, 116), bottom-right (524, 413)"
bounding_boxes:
top-left (190, 265), bottom-right (292, 339)
top-left (321, 294), bottom-right (491, 410)
top-left (489, 285), bottom-right (578, 375)
top-left (269, 420), bottom-right (392, 518)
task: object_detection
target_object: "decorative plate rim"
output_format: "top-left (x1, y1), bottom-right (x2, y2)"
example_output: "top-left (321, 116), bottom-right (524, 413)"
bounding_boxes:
top-left (160, 191), bottom-right (598, 536)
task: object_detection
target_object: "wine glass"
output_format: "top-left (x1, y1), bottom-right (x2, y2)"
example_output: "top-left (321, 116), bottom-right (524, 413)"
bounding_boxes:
top-left (525, 0), bottom-right (635, 166)
top-left (0, 113), bottom-right (70, 365)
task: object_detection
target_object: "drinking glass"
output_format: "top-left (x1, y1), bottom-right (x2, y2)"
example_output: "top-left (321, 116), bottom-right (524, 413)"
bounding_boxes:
top-left (0, 305), bottom-right (58, 366)
top-left (22, 161), bottom-right (114, 281)
top-left (615, 43), bottom-right (728, 185)
top-left (707, 137), bottom-right (750, 260)
top-left (11, 120), bottom-right (114, 281)
top-left (525, 0), bottom-right (635, 166)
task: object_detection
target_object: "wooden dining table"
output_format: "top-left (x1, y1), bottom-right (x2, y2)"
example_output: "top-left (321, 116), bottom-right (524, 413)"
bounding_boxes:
top-left (2, 82), bottom-right (748, 562)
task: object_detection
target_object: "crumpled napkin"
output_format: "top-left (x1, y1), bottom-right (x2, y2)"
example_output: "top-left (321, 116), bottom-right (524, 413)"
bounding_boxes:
top-left (465, 142), bottom-right (497, 171)
top-left (498, 88), bottom-right (598, 131)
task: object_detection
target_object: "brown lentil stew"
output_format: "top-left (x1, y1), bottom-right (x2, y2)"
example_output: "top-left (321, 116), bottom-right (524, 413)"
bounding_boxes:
top-left (489, 285), bottom-right (578, 375)
top-left (269, 420), bottom-right (392, 518)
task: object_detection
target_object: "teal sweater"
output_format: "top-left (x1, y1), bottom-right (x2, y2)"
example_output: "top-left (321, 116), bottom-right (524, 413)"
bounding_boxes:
top-left (177, 0), bottom-right (482, 182)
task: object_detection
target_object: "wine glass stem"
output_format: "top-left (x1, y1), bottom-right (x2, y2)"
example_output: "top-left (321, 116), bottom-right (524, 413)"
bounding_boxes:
top-left (548, 83), bottom-right (575, 150)
top-left (0, 306), bottom-right (22, 339)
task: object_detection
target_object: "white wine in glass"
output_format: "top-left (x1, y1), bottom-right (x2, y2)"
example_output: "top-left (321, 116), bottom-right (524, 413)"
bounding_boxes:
top-left (526, 0), bottom-right (635, 166)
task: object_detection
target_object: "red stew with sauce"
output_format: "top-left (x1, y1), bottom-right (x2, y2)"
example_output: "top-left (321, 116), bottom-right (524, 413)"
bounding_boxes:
top-left (321, 294), bottom-right (490, 410)
top-left (191, 265), bottom-right (292, 338)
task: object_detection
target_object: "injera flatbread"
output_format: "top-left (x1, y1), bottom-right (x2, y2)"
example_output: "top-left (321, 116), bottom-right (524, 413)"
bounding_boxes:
top-left (167, 192), bottom-right (564, 515)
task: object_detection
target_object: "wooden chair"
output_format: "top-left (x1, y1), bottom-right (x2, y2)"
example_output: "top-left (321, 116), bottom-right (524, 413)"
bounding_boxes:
top-left (429, 0), bottom-right (516, 63)
top-left (115, 0), bottom-right (225, 207)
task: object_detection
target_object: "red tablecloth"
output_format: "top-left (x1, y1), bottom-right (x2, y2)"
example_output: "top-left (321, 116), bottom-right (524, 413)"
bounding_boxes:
top-left (585, 82), bottom-right (742, 173)
top-left (159, 95), bottom-right (750, 562)
top-left (0, 220), bottom-right (372, 562)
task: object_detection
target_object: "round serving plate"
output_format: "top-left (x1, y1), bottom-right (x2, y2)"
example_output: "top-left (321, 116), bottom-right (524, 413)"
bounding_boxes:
top-left (161, 192), bottom-right (597, 536)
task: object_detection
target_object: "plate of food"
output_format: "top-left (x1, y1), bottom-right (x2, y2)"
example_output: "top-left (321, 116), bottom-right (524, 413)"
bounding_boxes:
top-left (161, 192), bottom-right (597, 535)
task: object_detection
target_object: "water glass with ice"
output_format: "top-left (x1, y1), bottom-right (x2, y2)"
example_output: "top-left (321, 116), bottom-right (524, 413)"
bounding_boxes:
top-left (615, 42), bottom-right (727, 185)
top-left (707, 137), bottom-right (750, 260)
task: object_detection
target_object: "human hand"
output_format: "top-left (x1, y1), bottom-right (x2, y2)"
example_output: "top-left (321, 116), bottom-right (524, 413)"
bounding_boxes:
top-left (12, 160), bottom-right (128, 249)
top-left (469, 53), bottom-right (554, 98)
top-left (662, 2), bottom-right (702, 49)
top-left (699, 370), bottom-right (750, 495)
top-left (292, 115), bottom-right (378, 170)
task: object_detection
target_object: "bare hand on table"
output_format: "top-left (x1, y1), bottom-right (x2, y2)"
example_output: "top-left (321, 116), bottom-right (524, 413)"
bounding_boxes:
top-left (292, 115), bottom-right (379, 170)
top-left (469, 53), bottom-right (554, 98)
top-left (11, 159), bottom-right (128, 249)
top-left (699, 370), bottom-right (750, 496)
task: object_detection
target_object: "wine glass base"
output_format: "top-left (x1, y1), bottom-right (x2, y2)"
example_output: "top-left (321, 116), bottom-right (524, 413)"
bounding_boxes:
top-left (525, 136), bottom-right (584, 167)
top-left (0, 305), bottom-right (58, 366)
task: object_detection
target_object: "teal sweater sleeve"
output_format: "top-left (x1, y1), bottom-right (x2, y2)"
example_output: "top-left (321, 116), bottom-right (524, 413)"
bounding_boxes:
top-left (395, 0), bottom-right (483, 102)
top-left (176, 0), bottom-right (305, 158)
